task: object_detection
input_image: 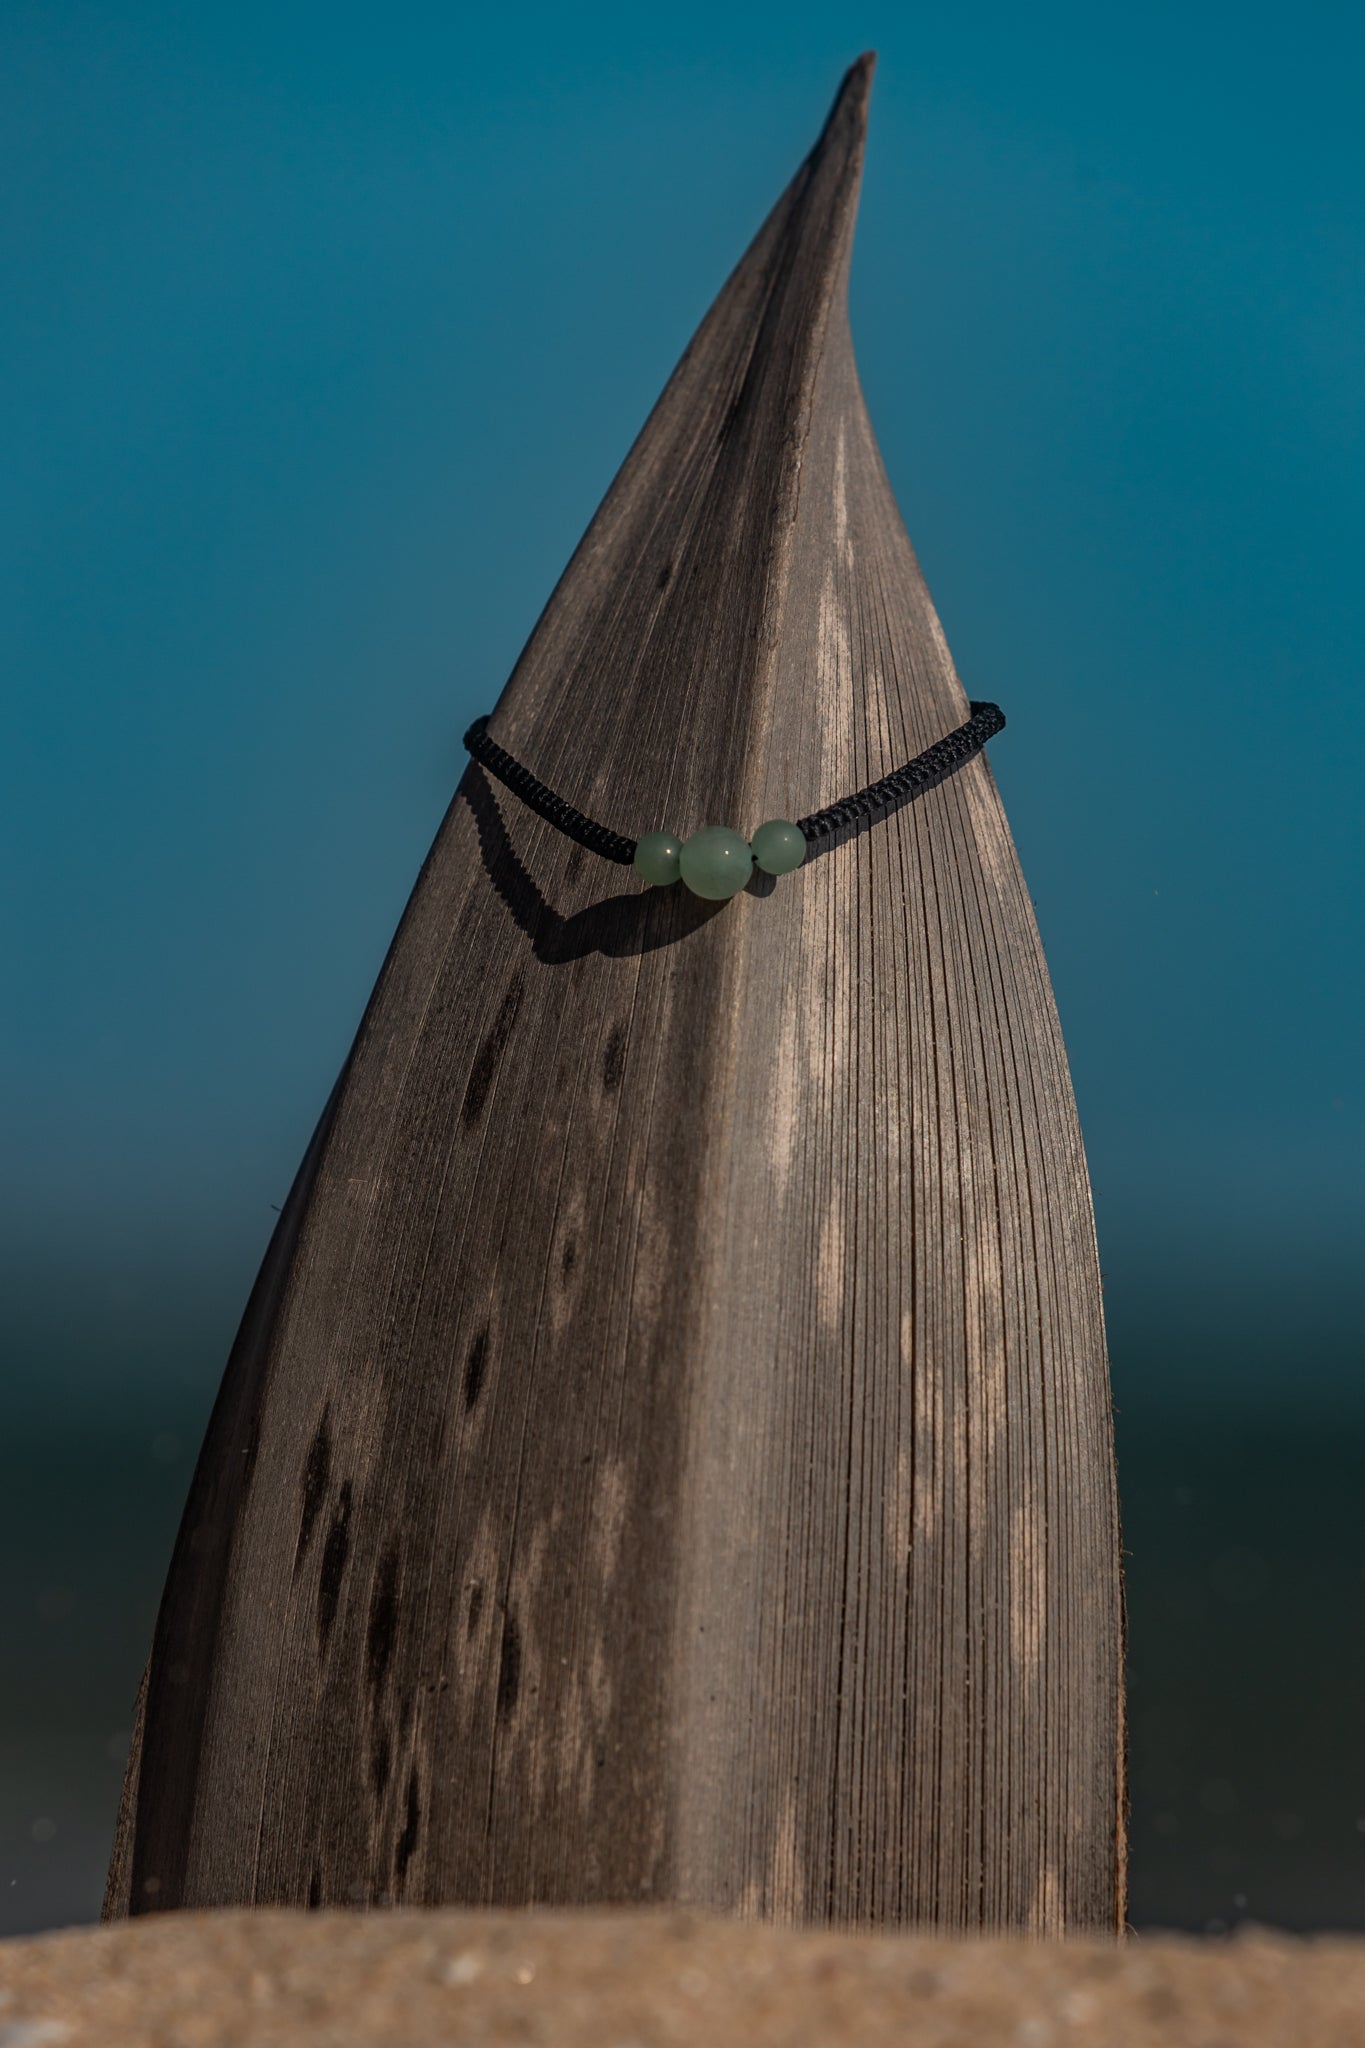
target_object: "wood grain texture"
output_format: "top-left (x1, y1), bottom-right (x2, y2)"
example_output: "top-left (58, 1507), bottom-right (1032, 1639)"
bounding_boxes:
top-left (105, 54), bottom-right (1126, 1933)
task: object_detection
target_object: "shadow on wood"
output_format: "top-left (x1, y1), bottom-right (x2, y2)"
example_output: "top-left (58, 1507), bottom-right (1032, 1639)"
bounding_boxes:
top-left (105, 52), bottom-right (1126, 1933)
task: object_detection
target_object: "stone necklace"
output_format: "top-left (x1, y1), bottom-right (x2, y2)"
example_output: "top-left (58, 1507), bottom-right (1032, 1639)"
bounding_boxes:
top-left (463, 700), bottom-right (1005, 902)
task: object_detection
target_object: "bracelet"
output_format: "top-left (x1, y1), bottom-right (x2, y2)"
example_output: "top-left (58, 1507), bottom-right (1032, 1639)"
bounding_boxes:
top-left (463, 700), bottom-right (1005, 902)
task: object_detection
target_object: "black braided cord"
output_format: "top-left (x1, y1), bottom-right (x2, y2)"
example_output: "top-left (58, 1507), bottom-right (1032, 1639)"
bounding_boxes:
top-left (463, 714), bottom-right (637, 864)
top-left (797, 700), bottom-right (1006, 843)
top-left (463, 699), bottom-right (1005, 865)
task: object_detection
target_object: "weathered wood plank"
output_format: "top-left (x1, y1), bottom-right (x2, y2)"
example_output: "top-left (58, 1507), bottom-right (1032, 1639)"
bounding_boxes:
top-left (107, 53), bottom-right (1126, 1932)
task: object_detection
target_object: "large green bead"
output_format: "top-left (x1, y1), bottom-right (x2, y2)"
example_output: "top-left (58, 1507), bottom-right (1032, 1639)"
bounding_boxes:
top-left (633, 829), bottom-right (684, 886)
top-left (679, 826), bottom-right (753, 901)
top-left (751, 818), bottom-right (807, 875)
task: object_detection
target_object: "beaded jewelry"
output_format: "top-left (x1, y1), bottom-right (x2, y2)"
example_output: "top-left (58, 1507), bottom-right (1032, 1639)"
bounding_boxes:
top-left (464, 700), bottom-right (1005, 901)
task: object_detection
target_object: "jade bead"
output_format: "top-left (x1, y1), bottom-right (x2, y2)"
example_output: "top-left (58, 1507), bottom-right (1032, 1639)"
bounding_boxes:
top-left (751, 818), bottom-right (806, 876)
top-left (633, 829), bottom-right (684, 886)
top-left (679, 826), bottom-right (753, 901)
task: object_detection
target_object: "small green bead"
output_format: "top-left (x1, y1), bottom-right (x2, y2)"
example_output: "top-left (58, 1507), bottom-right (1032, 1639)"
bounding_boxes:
top-left (633, 829), bottom-right (684, 886)
top-left (751, 818), bottom-right (807, 876)
top-left (679, 826), bottom-right (753, 901)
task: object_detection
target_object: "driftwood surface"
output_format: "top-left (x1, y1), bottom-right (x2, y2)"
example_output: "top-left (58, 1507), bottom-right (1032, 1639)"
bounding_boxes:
top-left (106, 54), bottom-right (1125, 1932)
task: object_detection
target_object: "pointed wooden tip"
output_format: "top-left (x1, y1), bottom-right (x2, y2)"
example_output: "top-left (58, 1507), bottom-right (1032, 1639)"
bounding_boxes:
top-left (728, 52), bottom-right (873, 339)
top-left (843, 49), bottom-right (879, 103)
top-left (808, 50), bottom-right (876, 174)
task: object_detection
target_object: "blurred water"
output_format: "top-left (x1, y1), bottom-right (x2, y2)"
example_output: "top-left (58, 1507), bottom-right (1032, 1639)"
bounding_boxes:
top-left (1118, 1407), bottom-right (1365, 1931)
top-left (0, 1410), bottom-right (183, 1937)
top-left (3, 1388), bottom-right (1361, 1937)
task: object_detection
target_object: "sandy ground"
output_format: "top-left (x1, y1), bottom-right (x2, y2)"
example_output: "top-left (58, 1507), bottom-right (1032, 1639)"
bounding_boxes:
top-left (1, 1906), bottom-right (1363, 2046)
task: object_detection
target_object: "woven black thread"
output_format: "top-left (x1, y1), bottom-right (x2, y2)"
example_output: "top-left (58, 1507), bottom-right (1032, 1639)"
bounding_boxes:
top-left (796, 701), bottom-right (1005, 842)
top-left (463, 699), bottom-right (1005, 864)
top-left (463, 715), bottom-right (638, 864)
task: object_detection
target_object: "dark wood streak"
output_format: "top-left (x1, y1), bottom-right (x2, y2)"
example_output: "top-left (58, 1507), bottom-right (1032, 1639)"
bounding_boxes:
top-left (369, 1728), bottom-right (391, 1801)
top-left (104, 54), bottom-right (1125, 1932)
top-left (294, 1412), bottom-right (331, 1575)
top-left (463, 1327), bottom-right (489, 1411)
top-left (395, 1767), bottom-right (422, 1883)
top-left (602, 1025), bottom-right (628, 1092)
top-left (495, 1611), bottom-right (522, 1725)
top-left (366, 1549), bottom-right (400, 1701)
top-left (461, 975), bottom-right (525, 1129)
top-left (315, 1483), bottom-right (353, 1648)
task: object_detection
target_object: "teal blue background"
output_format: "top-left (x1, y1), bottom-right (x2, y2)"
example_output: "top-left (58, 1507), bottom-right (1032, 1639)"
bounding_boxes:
top-left (3, 1), bottom-right (1362, 1935)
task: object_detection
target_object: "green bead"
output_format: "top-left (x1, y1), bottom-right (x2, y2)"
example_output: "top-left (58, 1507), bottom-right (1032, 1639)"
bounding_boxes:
top-left (633, 829), bottom-right (684, 886)
top-left (751, 818), bottom-right (806, 876)
top-left (679, 826), bottom-right (753, 901)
